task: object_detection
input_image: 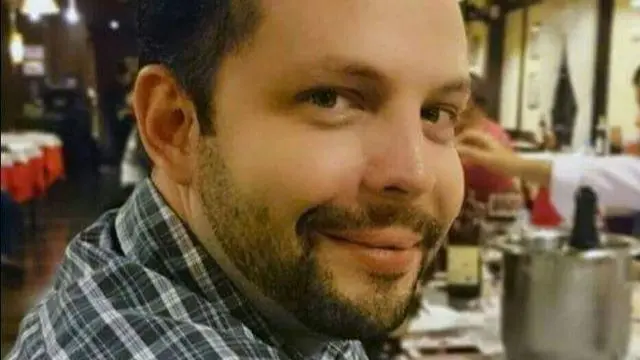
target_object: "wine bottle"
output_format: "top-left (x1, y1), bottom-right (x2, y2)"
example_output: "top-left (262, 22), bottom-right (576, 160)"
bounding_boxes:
top-left (446, 194), bottom-right (483, 304)
top-left (569, 186), bottom-right (600, 250)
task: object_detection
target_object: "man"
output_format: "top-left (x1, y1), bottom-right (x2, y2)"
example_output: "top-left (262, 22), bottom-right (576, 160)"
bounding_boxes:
top-left (456, 73), bottom-right (515, 203)
top-left (9, 1), bottom-right (470, 358)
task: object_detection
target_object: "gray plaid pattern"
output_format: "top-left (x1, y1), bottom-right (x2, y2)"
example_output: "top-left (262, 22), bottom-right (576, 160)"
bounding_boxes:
top-left (8, 180), bottom-right (368, 359)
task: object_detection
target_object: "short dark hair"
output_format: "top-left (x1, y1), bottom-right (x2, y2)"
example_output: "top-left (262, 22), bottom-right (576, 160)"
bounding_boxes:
top-left (136, 0), bottom-right (262, 134)
top-left (634, 65), bottom-right (640, 87)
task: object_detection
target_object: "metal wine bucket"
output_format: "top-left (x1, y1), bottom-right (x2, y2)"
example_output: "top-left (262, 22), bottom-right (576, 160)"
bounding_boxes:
top-left (494, 228), bottom-right (640, 360)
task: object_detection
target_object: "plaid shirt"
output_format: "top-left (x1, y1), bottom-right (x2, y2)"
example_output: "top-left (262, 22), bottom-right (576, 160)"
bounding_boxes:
top-left (8, 180), bottom-right (368, 359)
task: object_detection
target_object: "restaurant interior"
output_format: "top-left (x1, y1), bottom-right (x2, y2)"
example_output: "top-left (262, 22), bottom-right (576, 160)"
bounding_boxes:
top-left (1, 0), bottom-right (639, 358)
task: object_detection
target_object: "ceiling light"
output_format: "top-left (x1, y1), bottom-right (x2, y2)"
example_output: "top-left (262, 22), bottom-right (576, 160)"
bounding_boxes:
top-left (65, 0), bottom-right (80, 24)
top-left (21, 0), bottom-right (60, 21)
top-left (10, 32), bottom-right (25, 65)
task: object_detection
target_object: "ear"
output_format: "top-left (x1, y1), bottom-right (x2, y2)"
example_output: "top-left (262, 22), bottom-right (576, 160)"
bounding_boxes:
top-left (132, 65), bottom-right (201, 185)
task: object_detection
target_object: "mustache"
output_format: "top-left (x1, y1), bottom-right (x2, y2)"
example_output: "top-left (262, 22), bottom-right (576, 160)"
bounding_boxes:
top-left (298, 203), bottom-right (445, 246)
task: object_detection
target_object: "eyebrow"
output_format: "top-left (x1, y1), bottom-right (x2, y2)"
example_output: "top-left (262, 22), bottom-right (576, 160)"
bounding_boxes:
top-left (430, 78), bottom-right (471, 98)
top-left (294, 57), bottom-right (470, 97)
top-left (297, 57), bottom-right (392, 87)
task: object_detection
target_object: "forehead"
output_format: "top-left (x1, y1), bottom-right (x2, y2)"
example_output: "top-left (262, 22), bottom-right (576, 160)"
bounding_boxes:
top-left (230, 0), bottom-right (468, 89)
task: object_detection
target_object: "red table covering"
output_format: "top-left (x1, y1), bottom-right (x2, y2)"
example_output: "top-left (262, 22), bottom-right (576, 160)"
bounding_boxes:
top-left (1, 132), bottom-right (65, 203)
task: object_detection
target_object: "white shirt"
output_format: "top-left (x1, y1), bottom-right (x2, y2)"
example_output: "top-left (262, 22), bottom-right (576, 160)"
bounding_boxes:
top-left (550, 155), bottom-right (640, 220)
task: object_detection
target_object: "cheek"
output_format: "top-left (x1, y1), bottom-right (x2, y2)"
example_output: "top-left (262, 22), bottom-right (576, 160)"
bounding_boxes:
top-left (219, 118), bottom-right (365, 219)
top-left (434, 150), bottom-right (465, 223)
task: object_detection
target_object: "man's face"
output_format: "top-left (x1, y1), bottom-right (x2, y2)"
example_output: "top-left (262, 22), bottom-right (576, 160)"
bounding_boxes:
top-left (194, 0), bottom-right (468, 339)
top-left (455, 100), bottom-right (479, 134)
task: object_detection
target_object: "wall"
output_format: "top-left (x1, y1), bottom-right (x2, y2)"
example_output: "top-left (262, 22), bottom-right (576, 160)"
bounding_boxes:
top-left (0, 4), bottom-right (97, 129)
top-left (500, 4), bottom-right (563, 135)
top-left (465, 0), bottom-right (490, 78)
top-left (500, 0), bottom-right (639, 138)
top-left (606, 0), bottom-right (640, 137)
top-left (467, 21), bottom-right (489, 77)
top-left (500, 8), bottom-right (527, 130)
top-left (0, 0), bottom-right (136, 133)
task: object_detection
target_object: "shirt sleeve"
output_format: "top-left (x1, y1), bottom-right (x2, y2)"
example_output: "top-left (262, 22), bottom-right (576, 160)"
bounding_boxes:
top-left (550, 155), bottom-right (640, 220)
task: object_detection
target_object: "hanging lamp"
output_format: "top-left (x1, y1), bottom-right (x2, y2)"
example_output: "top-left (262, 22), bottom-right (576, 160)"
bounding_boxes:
top-left (64, 0), bottom-right (80, 24)
top-left (8, 9), bottom-right (24, 64)
top-left (21, 0), bottom-right (60, 22)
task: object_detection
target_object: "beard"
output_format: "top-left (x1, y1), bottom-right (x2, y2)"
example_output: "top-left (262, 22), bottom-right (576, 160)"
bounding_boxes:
top-left (195, 140), bottom-right (445, 340)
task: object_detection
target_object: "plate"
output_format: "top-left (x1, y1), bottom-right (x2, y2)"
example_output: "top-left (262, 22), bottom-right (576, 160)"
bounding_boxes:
top-left (406, 305), bottom-right (463, 333)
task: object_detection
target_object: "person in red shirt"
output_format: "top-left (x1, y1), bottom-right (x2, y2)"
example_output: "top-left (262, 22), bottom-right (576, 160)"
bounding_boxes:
top-left (456, 74), bottom-right (516, 203)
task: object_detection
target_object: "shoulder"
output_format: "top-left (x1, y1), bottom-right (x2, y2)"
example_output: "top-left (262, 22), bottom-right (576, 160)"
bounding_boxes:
top-left (50, 211), bottom-right (124, 288)
top-left (9, 262), bottom-right (285, 360)
top-left (9, 311), bottom-right (284, 360)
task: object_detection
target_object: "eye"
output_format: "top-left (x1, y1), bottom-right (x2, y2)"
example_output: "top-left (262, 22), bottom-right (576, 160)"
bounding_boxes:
top-left (298, 86), bottom-right (363, 112)
top-left (421, 106), bottom-right (459, 144)
top-left (307, 89), bottom-right (340, 108)
top-left (294, 87), bottom-right (364, 127)
top-left (420, 106), bottom-right (458, 125)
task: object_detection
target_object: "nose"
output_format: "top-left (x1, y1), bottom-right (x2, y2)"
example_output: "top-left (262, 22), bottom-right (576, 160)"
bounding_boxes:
top-left (362, 114), bottom-right (436, 200)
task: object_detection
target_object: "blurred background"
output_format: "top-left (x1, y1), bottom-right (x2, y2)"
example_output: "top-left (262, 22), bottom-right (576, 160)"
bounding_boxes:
top-left (0, 0), bottom-right (638, 357)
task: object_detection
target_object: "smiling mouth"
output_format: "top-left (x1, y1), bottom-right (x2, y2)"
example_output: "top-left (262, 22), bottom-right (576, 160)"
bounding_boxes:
top-left (318, 229), bottom-right (423, 276)
top-left (321, 227), bottom-right (423, 250)
top-left (326, 233), bottom-right (417, 251)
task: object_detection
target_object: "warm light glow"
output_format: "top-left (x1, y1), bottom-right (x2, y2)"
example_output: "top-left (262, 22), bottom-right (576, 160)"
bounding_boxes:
top-left (28, 12), bottom-right (42, 23)
top-left (9, 31), bottom-right (25, 65)
top-left (64, 0), bottom-right (80, 24)
top-left (65, 5), bottom-right (80, 24)
top-left (21, 0), bottom-right (60, 20)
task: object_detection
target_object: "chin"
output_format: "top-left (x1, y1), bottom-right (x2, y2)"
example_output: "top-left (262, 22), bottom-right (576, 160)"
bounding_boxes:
top-left (305, 266), bottom-right (419, 339)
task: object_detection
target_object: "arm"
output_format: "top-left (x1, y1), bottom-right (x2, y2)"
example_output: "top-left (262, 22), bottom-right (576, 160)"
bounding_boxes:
top-left (510, 157), bottom-right (553, 186)
top-left (549, 155), bottom-right (640, 220)
top-left (457, 130), bottom-right (640, 219)
top-left (456, 130), bottom-right (553, 185)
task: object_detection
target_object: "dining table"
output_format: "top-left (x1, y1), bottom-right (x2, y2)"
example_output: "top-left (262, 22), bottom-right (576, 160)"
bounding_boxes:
top-left (391, 258), bottom-right (640, 360)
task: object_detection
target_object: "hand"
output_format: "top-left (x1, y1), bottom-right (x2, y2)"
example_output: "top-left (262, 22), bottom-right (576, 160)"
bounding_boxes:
top-left (455, 130), bottom-right (521, 176)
